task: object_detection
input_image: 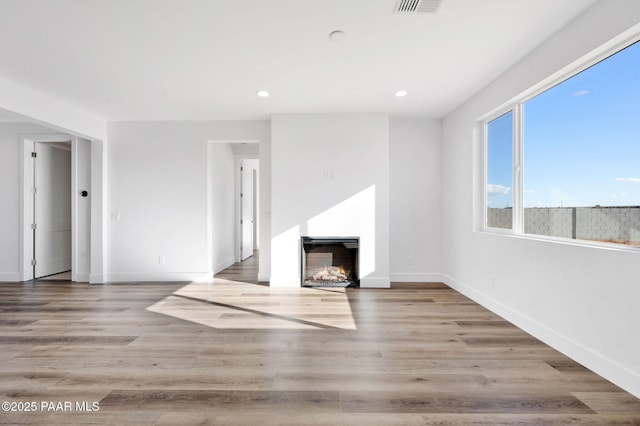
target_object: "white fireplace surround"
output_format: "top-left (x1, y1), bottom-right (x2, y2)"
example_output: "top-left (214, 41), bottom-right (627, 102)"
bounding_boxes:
top-left (269, 114), bottom-right (390, 288)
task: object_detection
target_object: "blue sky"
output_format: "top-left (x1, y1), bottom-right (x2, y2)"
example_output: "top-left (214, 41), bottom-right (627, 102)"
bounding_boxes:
top-left (487, 40), bottom-right (640, 209)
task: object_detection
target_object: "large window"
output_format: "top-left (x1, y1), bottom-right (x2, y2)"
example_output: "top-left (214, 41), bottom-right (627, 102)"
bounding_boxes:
top-left (484, 39), bottom-right (640, 247)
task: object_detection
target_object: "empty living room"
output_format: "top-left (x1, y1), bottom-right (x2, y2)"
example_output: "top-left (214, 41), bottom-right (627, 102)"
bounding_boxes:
top-left (0, 0), bottom-right (639, 424)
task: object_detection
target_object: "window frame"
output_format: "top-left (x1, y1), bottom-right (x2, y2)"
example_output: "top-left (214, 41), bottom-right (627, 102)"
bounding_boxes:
top-left (483, 106), bottom-right (517, 234)
top-left (479, 33), bottom-right (640, 251)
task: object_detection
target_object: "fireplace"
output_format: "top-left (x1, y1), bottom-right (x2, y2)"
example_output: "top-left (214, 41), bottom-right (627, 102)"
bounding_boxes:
top-left (301, 237), bottom-right (359, 287)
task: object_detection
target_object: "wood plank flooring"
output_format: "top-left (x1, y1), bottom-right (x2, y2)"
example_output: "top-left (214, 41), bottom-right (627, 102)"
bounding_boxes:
top-left (1, 254), bottom-right (639, 425)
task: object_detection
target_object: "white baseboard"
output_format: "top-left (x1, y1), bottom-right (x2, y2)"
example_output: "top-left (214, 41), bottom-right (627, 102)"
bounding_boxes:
top-left (390, 272), bottom-right (445, 283)
top-left (360, 277), bottom-right (391, 288)
top-left (73, 272), bottom-right (90, 283)
top-left (106, 272), bottom-right (212, 283)
top-left (442, 273), bottom-right (640, 399)
top-left (89, 273), bottom-right (104, 284)
top-left (0, 272), bottom-right (21, 282)
top-left (213, 257), bottom-right (236, 275)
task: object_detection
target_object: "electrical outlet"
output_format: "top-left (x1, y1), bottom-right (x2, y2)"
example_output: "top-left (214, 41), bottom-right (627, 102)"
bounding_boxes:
top-left (407, 256), bottom-right (414, 266)
top-left (158, 256), bottom-right (165, 265)
top-left (489, 277), bottom-right (496, 288)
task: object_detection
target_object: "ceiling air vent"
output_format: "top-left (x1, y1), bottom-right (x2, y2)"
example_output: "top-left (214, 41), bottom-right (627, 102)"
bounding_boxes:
top-left (394, 0), bottom-right (442, 13)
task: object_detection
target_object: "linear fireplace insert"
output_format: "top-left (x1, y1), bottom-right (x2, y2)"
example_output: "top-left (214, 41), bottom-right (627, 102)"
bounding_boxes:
top-left (301, 237), bottom-right (359, 287)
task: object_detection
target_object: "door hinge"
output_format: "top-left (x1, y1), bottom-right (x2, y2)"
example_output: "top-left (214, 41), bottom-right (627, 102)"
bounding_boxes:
top-left (240, 192), bottom-right (243, 198)
top-left (241, 166), bottom-right (243, 171)
top-left (31, 259), bottom-right (37, 266)
top-left (31, 223), bottom-right (37, 230)
top-left (240, 219), bottom-right (243, 224)
top-left (32, 187), bottom-right (37, 194)
top-left (31, 152), bottom-right (37, 158)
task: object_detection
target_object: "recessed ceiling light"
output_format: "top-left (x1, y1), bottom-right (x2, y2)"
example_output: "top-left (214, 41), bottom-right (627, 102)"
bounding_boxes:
top-left (395, 90), bottom-right (408, 97)
top-left (329, 30), bottom-right (346, 42)
top-left (256, 90), bottom-right (270, 98)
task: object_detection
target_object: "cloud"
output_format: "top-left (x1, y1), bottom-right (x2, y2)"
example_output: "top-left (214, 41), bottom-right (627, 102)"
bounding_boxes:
top-left (572, 90), bottom-right (589, 97)
top-left (616, 177), bottom-right (640, 183)
top-left (487, 184), bottom-right (510, 195)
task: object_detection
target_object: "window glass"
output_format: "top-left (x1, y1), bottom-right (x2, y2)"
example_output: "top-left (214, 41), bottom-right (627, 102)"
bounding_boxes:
top-left (486, 111), bottom-right (513, 229)
top-left (523, 41), bottom-right (640, 245)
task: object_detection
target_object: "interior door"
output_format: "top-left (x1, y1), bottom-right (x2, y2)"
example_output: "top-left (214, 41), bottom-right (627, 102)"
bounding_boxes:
top-left (34, 142), bottom-right (72, 278)
top-left (240, 161), bottom-right (254, 260)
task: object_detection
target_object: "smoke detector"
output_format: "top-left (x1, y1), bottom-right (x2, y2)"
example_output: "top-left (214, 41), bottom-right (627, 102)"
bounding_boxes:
top-left (394, 0), bottom-right (443, 13)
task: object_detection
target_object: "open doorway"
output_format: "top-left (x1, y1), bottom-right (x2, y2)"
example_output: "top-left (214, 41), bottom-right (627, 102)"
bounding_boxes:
top-left (240, 159), bottom-right (259, 261)
top-left (32, 141), bottom-right (72, 279)
top-left (21, 134), bottom-right (92, 282)
top-left (208, 141), bottom-right (260, 275)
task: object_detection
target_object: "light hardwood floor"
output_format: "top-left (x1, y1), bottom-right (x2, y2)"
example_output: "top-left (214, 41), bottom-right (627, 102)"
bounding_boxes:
top-left (1, 254), bottom-right (639, 425)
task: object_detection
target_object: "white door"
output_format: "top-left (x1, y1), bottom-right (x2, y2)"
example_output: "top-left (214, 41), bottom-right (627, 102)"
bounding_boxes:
top-left (240, 161), bottom-right (254, 260)
top-left (34, 142), bottom-right (72, 278)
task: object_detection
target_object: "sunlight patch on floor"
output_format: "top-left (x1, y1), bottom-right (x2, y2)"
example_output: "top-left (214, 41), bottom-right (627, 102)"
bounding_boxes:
top-left (147, 278), bottom-right (357, 330)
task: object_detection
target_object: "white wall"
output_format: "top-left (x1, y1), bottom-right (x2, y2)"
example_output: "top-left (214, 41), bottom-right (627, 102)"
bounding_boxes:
top-left (89, 139), bottom-right (105, 283)
top-left (73, 137), bottom-right (92, 281)
top-left (259, 134), bottom-right (271, 282)
top-left (389, 118), bottom-right (442, 282)
top-left (270, 114), bottom-right (390, 288)
top-left (106, 120), bottom-right (270, 281)
top-left (0, 122), bottom-right (69, 281)
top-left (441, 0), bottom-right (640, 397)
top-left (209, 143), bottom-right (236, 273)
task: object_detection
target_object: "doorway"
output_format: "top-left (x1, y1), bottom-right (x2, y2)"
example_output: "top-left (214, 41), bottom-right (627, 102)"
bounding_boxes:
top-left (240, 159), bottom-right (259, 261)
top-left (21, 134), bottom-right (93, 282)
top-left (32, 141), bottom-right (72, 279)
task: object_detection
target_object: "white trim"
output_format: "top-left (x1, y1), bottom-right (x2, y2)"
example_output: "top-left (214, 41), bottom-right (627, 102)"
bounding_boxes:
top-left (512, 103), bottom-right (523, 234)
top-left (359, 277), bottom-right (390, 288)
top-left (107, 272), bottom-right (212, 283)
top-left (476, 228), bottom-right (640, 254)
top-left (71, 137), bottom-right (79, 282)
top-left (0, 273), bottom-right (21, 282)
top-left (442, 273), bottom-right (640, 398)
top-left (390, 272), bottom-right (445, 283)
top-left (88, 273), bottom-right (104, 284)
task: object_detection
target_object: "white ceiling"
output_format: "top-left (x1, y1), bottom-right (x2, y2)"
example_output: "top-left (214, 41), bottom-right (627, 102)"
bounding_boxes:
top-left (0, 0), bottom-right (598, 121)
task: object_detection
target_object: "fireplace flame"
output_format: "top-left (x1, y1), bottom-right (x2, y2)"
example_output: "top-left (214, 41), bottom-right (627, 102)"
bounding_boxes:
top-left (311, 265), bottom-right (348, 282)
